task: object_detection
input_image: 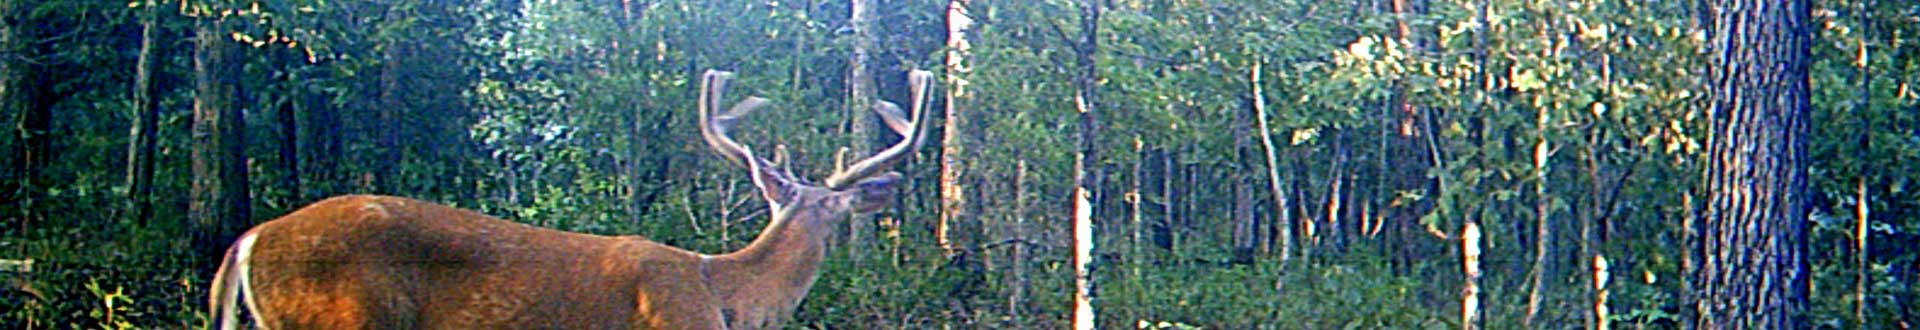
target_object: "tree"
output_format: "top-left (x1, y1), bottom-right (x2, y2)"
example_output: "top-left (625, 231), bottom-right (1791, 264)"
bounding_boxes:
top-left (1250, 60), bottom-right (1291, 267)
top-left (1692, 0), bottom-right (1812, 327)
top-left (124, 0), bottom-right (164, 225)
top-left (376, 7), bottom-right (405, 194)
top-left (939, 0), bottom-right (974, 259)
top-left (1071, 0), bottom-right (1101, 328)
top-left (3, 0), bottom-right (52, 229)
top-left (273, 48), bottom-right (301, 203)
top-left (1230, 84), bottom-right (1255, 264)
top-left (189, 11), bottom-right (251, 262)
top-left (845, 0), bottom-right (878, 262)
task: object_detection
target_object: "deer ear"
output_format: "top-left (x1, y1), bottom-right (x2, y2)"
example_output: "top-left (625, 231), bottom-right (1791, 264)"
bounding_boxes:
top-left (747, 158), bottom-right (799, 211)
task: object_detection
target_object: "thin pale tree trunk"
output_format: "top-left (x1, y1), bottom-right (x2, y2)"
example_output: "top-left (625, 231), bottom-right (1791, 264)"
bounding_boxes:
top-left (1250, 61), bottom-right (1291, 266)
top-left (845, 0), bottom-right (878, 264)
top-left (1463, 223), bottom-right (1483, 330)
top-left (1525, 94), bottom-right (1551, 328)
top-left (939, 0), bottom-right (975, 259)
top-left (1009, 159), bottom-right (1029, 323)
top-left (1852, 2), bottom-right (1872, 325)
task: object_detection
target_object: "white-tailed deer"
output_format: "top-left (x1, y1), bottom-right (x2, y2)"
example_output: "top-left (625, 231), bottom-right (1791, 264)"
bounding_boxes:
top-left (208, 69), bottom-right (934, 329)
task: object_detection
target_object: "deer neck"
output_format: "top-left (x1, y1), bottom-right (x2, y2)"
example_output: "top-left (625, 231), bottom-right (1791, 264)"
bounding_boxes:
top-left (706, 207), bottom-right (835, 326)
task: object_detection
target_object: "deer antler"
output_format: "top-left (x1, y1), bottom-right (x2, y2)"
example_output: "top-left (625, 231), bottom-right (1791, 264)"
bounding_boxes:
top-left (824, 70), bottom-right (935, 189)
top-left (700, 70), bottom-right (774, 169)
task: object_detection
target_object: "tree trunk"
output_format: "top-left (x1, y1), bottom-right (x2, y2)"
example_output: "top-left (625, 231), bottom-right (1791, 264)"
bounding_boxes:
top-left (191, 16), bottom-right (252, 262)
top-left (276, 48), bottom-right (302, 204)
top-left (304, 68), bottom-right (341, 198)
top-left (845, 0), bottom-right (878, 263)
top-left (939, 0), bottom-right (975, 259)
top-left (1231, 94), bottom-right (1256, 265)
top-left (1129, 136), bottom-right (1143, 277)
top-left (1250, 60), bottom-right (1291, 266)
top-left (1463, 223), bottom-right (1483, 330)
top-left (1693, 0), bottom-right (1812, 327)
top-left (0, 0), bottom-right (12, 216)
top-left (1525, 100), bottom-right (1551, 328)
top-left (377, 25), bottom-right (404, 194)
top-left (1072, 1), bottom-right (1101, 328)
top-left (1385, 0), bottom-right (1428, 274)
top-left (125, 0), bottom-right (163, 225)
top-left (5, 0), bottom-right (51, 229)
top-left (1158, 147), bottom-right (1174, 251)
top-left (1009, 159), bottom-right (1029, 323)
top-left (1851, 2), bottom-right (1872, 325)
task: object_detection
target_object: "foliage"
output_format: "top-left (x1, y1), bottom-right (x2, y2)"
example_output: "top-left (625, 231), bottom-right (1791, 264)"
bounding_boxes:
top-left (3, 0), bottom-right (1919, 328)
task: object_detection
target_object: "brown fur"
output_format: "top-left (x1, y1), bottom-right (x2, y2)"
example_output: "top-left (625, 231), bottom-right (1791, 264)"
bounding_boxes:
top-left (212, 191), bottom-right (880, 330)
top-left (213, 69), bottom-right (929, 330)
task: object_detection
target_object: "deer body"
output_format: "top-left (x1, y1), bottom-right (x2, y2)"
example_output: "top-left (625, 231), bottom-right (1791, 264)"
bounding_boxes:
top-left (209, 70), bottom-right (935, 330)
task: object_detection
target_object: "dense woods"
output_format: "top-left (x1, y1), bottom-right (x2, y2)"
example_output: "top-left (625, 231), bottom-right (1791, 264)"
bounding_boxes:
top-left (1, 0), bottom-right (1917, 328)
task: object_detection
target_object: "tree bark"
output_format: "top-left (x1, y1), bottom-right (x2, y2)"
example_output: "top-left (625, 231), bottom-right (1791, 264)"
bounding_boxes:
top-left (276, 48), bottom-right (302, 204)
top-left (1072, 1), bottom-right (1101, 328)
top-left (125, 0), bottom-right (163, 225)
top-left (1129, 136), bottom-right (1143, 277)
top-left (377, 20), bottom-right (404, 194)
top-left (1384, 0), bottom-right (1430, 274)
top-left (1250, 60), bottom-right (1291, 267)
top-left (939, 0), bottom-right (975, 259)
top-left (304, 68), bottom-right (340, 198)
top-left (191, 15), bottom-right (251, 262)
top-left (1462, 223), bottom-right (1483, 330)
top-left (1525, 94), bottom-right (1551, 328)
top-left (845, 0), bottom-right (878, 263)
top-left (1231, 92), bottom-right (1255, 264)
top-left (1851, 1), bottom-right (1872, 325)
top-left (1010, 159), bottom-right (1029, 323)
top-left (1693, 0), bottom-right (1812, 327)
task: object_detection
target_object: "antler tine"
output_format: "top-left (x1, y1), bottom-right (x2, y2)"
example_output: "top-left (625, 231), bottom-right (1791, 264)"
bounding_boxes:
top-left (825, 70), bottom-right (935, 189)
top-left (699, 70), bottom-right (771, 168)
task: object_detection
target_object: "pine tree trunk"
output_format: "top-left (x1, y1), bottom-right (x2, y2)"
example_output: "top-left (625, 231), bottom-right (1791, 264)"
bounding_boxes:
top-left (190, 15), bottom-right (251, 262)
top-left (1851, 3), bottom-right (1872, 325)
top-left (1694, 0), bottom-right (1812, 327)
top-left (1071, 1), bottom-right (1101, 328)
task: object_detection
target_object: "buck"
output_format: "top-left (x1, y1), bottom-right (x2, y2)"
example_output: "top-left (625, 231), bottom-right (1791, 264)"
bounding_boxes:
top-left (207, 69), bottom-right (934, 329)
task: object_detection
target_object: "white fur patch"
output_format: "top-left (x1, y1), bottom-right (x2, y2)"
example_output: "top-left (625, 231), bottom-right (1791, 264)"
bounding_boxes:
top-left (234, 233), bottom-right (269, 330)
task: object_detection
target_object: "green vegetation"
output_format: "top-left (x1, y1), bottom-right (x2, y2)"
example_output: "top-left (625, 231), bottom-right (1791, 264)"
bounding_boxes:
top-left (2, 0), bottom-right (1916, 328)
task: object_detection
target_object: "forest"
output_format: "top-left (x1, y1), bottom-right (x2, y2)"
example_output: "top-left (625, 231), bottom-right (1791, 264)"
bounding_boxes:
top-left (1, 0), bottom-right (1916, 328)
